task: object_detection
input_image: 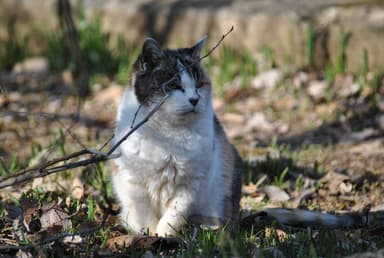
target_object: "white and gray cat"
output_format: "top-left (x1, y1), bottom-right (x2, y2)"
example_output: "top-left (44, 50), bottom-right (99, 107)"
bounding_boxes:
top-left (111, 37), bottom-right (243, 236)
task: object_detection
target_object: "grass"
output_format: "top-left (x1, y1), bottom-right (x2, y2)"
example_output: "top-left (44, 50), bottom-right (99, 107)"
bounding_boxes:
top-left (39, 8), bottom-right (140, 90)
top-left (305, 24), bottom-right (315, 68)
top-left (361, 48), bottom-right (369, 81)
top-left (44, 30), bottom-right (72, 73)
top-left (273, 167), bottom-right (289, 188)
top-left (337, 30), bottom-right (349, 74)
top-left (2, 107), bottom-right (382, 257)
top-left (0, 32), bottom-right (28, 70)
top-left (0, 155), bottom-right (21, 176)
top-left (97, 224), bottom-right (382, 257)
top-left (261, 45), bottom-right (276, 69)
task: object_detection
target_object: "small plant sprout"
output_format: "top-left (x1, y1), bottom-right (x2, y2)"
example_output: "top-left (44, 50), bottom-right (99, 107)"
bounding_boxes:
top-left (337, 30), bottom-right (349, 74)
top-left (273, 167), bottom-right (289, 188)
top-left (362, 48), bottom-right (369, 82)
top-left (87, 196), bottom-right (96, 222)
top-left (305, 24), bottom-right (315, 68)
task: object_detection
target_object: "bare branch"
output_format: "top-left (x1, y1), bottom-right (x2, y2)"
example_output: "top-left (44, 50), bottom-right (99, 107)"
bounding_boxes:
top-left (108, 93), bottom-right (169, 156)
top-left (199, 26), bottom-right (234, 61)
top-left (58, 0), bottom-right (90, 97)
top-left (0, 95), bottom-right (169, 189)
top-left (161, 26), bottom-right (234, 90)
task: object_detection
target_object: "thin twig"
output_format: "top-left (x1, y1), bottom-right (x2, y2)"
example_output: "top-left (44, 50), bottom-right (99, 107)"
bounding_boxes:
top-left (0, 95), bottom-right (168, 189)
top-left (108, 94), bottom-right (169, 156)
top-left (130, 95), bottom-right (150, 128)
top-left (199, 26), bottom-right (234, 61)
top-left (161, 26), bottom-right (234, 90)
top-left (58, 0), bottom-right (90, 97)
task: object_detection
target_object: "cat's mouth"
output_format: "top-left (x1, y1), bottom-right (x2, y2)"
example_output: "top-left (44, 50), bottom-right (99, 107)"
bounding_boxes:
top-left (180, 108), bottom-right (198, 115)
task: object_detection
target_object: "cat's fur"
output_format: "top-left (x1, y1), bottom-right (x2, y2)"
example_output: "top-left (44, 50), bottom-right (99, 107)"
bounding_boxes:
top-left (111, 37), bottom-right (243, 236)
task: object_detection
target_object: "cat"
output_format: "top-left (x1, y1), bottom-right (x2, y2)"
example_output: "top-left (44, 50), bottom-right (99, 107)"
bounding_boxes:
top-left (111, 36), bottom-right (243, 236)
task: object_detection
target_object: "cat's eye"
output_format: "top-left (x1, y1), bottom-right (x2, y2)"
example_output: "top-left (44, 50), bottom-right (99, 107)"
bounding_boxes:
top-left (191, 69), bottom-right (200, 81)
top-left (172, 84), bottom-right (184, 91)
top-left (196, 81), bottom-right (205, 88)
top-left (168, 82), bottom-right (185, 92)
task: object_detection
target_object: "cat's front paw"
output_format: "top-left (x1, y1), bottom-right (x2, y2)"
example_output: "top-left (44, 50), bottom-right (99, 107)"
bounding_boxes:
top-left (156, 221), bottom-right (177, 237)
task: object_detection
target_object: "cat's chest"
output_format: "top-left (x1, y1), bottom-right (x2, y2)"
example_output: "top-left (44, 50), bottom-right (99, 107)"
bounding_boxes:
top-left (118, 129), bottom-right (212, 179)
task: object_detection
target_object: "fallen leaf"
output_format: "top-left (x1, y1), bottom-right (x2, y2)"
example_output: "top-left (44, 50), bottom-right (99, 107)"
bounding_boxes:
top-left (291, 188), bottom-right (316, 208)
top-left (212, 98), bottom-right (224, 110)
top-left (339, 181), bottom-right (353, 194)
top-left (40, 204), bottom-right (72, 231)
top-left (71, 177), bottom-right (84, 200)
top-left (264, 227), bottom-right (288, 241)
top-left (322, 170), bottom-right (350, 195)
top-left (334, 74), bottom-right (360, 98)
top-left (242, 183), bottom-right (258, 195)
top-left (371, 204), bottom-right (384, 212)
top-left (16, 250), bottom-right (33, 258)
top-left (91, 84), bottom-right (123, 108)
top-left (292, 71), bottom-right (309, 88)
top-left (245, 112), bottom-right (274, 132)
top-left (251, 69), bottom-right (282, 90)
top-left (12, 57), bottom-right (49, 75)
top-left (107, 235), bottom-right (181, 252)
top-left (263, 185), bottom-right (290, 202)
top-left (20, 195), bottom-right (41, 233)
top-left (62, 235), bottom-right (83, 245)
top-left (221, 113), bottom-right (245, 125)
top-left (224, 76), bottom-right (243, 101)
top-left (307, 80), bottom-right (328, 101)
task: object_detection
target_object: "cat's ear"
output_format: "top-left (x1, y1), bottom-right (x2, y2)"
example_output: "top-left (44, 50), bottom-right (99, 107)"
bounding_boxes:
top-left (188, 35), bottom-right (207, 60)
top-left (141, 38), bottom-right (164, 65)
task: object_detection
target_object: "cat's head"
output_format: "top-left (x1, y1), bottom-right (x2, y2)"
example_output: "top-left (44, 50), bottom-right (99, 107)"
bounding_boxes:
top-left (130, 36), bottom-right (212, 125)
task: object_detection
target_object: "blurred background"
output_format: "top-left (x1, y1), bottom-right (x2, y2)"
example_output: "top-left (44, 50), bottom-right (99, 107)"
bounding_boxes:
top-left (0, 0), bottom-right (384, 256)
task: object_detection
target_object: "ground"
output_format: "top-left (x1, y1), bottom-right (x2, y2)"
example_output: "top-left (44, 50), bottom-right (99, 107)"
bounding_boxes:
top-left (0, 55), bottom-right (384, 257)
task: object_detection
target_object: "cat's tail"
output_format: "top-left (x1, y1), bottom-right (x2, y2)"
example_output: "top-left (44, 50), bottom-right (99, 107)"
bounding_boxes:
top-left (240, 208), bottom-right (381, 230)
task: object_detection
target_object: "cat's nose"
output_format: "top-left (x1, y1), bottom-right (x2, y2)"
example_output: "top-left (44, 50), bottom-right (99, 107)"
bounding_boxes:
top-left (189, 97), bottom-right (199, 106)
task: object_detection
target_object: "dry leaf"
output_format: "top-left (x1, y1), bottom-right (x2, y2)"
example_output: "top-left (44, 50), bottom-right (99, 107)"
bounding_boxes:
top-left (264, 227), bottom-right (288, 242)
top-left (263, 185), bottom-right (290, 202)
top-left (20, 195), bottom-right (41, 233)
top-left (251, 69), bottom-right (282, 90)
top-left (16, 250), bottom-right (33, 258)
top-left (323, 170), bottom-right (349, 195)
top-left (40, 204), bottom-right (72, 231)
top-left (107, 234), bottom-right (181, 252)
top-left (242, 183), bottom-right (258, 195)
top-left (71, 177), bottom-right (84, 200)
top-left (62, 235), bottom-right (83, 245)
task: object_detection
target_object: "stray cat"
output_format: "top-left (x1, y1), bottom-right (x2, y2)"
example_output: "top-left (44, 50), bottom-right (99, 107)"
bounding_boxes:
top-left (111, 36), bottom-right (243, 236)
